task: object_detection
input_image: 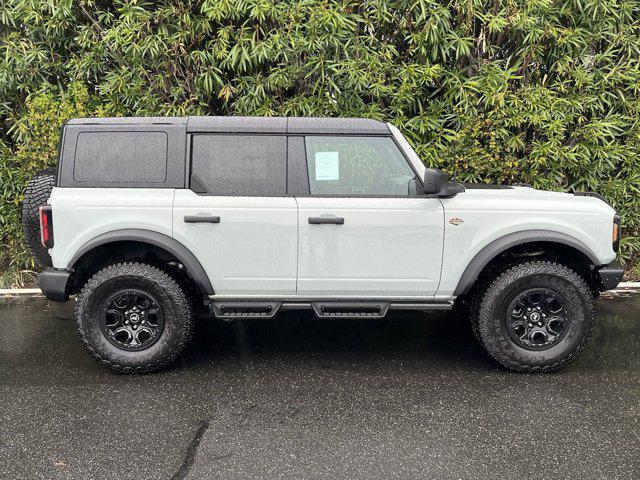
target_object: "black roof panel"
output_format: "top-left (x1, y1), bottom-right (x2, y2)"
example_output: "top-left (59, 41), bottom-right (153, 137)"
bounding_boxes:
top-left (67, 117), bottom-right (187, 125)
top-left (66, 116), bottom-right (389, 135)
top-left (287, 117), bottom-right (389, 135)
top-left (187, 116), bottom-right (287, 133)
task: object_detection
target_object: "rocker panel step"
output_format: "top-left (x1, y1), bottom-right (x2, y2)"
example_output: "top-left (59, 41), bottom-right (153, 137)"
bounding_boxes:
top-left (311, 302), bottom-right (390, 318)
top-left (211, 301), bottom-right (281, 320)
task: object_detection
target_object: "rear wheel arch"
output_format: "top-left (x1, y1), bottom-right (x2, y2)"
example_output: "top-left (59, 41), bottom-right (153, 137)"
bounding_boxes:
top-left (453, 230), bottom-right (600, 297)
top-left (68, 229), bottom-right (214, 298)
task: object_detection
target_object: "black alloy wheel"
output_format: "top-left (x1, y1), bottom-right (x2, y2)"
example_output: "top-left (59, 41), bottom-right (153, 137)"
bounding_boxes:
top-left (505, 288), bottom-right (570, 350)
top-left (101, 289), bottom-right (165, 351)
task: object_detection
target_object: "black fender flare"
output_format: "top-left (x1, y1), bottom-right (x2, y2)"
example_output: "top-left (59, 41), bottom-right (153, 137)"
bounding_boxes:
top-left (453, 230), bottom-right (600, 296)
top-left (68, 229), bottom-right (214, 295)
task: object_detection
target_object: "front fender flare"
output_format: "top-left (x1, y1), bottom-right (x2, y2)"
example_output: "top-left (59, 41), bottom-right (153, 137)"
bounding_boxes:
top-left (453, 230), bottom-right (600, 296)
top-left (68, 229), bottom-right (214, 295)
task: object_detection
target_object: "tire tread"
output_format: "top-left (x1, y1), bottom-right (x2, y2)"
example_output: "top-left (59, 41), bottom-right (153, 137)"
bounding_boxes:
top-left (476, 260), bottom-right (595, 373)
top-left (75, 262), bottom-right (194, 373)
top-left (21, 168), bottom-right (56, 267)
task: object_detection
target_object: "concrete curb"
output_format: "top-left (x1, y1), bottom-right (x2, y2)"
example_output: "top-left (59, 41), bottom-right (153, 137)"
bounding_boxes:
top-left (2, 283), bottom-right (639, 297)
top-left (0, 288), bottom-right (43, 296)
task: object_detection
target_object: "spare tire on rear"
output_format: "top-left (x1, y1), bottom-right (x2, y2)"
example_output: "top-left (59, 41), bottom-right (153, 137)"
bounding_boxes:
top-left (22, 167), bottom-right (56, 268)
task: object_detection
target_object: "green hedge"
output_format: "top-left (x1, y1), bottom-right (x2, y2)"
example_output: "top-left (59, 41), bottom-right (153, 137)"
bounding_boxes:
top-left (1, 0), bottom-right (639, 286)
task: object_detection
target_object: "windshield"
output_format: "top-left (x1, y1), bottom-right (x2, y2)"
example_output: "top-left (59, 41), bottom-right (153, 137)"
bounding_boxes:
top-left (387, 123), bottom-right (426, 180)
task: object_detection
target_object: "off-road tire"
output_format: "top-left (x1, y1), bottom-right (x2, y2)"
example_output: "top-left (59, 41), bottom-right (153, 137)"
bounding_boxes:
top-left (468, 287), bottom-right (484, 343)
top-left (75, 262), bottom-right (194, 373)
top-left (21, 167), bottom-right (56, 267)
top-left (476, 261), bottom-right (595, 372)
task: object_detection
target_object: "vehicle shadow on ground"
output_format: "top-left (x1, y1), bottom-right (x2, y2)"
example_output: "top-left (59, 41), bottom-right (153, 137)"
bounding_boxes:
top-left (176, 295), bottom-right (640, 375)
top-left (180, 309), bottom-right (497, 373)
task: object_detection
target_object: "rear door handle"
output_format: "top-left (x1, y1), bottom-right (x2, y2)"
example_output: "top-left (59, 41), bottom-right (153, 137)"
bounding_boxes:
top-left (184, 215), bottom-right (220, 224)
top-left (308, 216), bottom-right (344, 225)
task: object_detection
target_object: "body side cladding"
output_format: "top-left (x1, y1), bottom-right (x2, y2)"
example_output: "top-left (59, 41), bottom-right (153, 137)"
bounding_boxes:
top-left (68, 229), bottom-right (214, 296)
top-left (452, 230), bottom-right (601, 296)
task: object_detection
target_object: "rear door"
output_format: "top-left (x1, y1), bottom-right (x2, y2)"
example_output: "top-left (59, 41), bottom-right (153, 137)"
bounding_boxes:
top-left (295, 135), bottom-right (444, 297)
top-left (173, 134), bottom-right (298, 296)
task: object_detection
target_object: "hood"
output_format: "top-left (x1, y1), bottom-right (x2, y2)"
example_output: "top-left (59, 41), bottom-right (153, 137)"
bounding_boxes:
top-left (453, 184), bottom-right (616, 216)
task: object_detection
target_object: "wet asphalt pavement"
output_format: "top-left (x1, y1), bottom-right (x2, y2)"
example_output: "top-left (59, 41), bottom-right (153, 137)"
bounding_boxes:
top-left (0, 294), bottom-right (639, 480)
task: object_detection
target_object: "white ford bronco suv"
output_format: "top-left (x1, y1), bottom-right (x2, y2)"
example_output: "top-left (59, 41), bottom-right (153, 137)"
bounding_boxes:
top-left (24, 116), bottom-right (623, 373)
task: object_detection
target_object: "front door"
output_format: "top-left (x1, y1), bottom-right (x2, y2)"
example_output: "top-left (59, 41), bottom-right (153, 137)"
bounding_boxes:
top-left (173, 133), bottom-right (297, 296)
top-left (296, 135), bottom-right (444, 297)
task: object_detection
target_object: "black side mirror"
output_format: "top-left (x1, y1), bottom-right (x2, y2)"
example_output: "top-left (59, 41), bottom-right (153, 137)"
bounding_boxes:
top-left (423, 168), bottom-right (448, 195)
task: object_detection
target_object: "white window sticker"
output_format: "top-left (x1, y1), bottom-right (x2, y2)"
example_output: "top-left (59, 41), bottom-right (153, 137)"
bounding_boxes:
top-left (314, 151), bottom-right (340, 181)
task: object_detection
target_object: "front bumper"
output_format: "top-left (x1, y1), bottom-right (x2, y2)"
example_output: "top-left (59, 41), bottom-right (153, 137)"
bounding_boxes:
top-left (39, 269), bottom-right (71, 302)
top-left (595, 261), bottom-right (624, 291)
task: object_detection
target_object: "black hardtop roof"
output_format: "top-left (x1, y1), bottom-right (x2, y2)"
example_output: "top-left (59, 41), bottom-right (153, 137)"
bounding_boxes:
top-left (66, 116), bottom-right (390, 135)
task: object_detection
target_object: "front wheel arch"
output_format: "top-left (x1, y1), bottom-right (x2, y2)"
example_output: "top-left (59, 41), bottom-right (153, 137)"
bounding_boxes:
top-left (453, 230), bottom-right (600, 296)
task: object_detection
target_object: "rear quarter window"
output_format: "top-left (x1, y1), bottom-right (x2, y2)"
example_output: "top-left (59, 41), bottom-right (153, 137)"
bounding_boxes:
top-left (73, 131), bottom-right (168, 183)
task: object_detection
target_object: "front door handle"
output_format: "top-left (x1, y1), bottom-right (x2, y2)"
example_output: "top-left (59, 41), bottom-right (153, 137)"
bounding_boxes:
top-left (184, 215), bottom-right (220, 224)
top-left (308, 216), bottom-right (344, 225)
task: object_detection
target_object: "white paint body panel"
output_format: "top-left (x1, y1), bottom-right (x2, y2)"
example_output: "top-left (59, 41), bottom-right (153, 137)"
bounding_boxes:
top-left (437, 187), bottom-right (617, 296)
top-left (296, 197), bottom-right (444, 296)
top-left (48, 187), bottom-right (175, 269)
top-left (48, 140), bottom-right (617, 301)
top-left (172, 190), bottom-right (298, 295)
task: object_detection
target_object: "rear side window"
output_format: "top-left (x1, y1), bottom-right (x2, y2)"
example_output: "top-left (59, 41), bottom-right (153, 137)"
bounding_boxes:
top-left (73, 131), bottom-right (168, 183)
top-left (191, 135), bottom-right (287, 196)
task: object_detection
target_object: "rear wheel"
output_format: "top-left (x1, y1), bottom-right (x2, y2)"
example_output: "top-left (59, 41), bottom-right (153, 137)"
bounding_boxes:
top-left (75, 262), bottom-right (194, 373)
top-left (475, 261), bottom-right (595, 372)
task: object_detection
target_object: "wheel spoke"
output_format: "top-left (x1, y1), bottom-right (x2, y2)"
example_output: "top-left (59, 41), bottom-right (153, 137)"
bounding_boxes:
top-left (526, 292), bottom-right (543, 307)
top-left (146, 308), bottom-right (160, 327)
top-left (112, 326), bottom-right (133, 345)
top-left (529, 330), bottom-right (548, 345)
top-left (547, 317), bottom-right (566, 336)
top-left (105, 309), bottom-right (123, 328)
top-left (545, 296), bottom-right (563, 315)
top-left (113, 293), bottom-right (131, 309)
top-left (133, 326), bottom-right (154, 345)
top-left (510, 321), bottom-right (528, 339)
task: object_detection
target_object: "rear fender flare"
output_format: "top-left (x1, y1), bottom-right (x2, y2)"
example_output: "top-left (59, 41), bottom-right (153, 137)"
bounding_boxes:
top-left (68, 229), bottom-right (214, 295)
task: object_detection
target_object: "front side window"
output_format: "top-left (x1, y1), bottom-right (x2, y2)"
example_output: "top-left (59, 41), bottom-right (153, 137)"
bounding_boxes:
top-left (304, 136), bottom-right (417, 196)
top-left (191, 134), bottom-right (287, 196)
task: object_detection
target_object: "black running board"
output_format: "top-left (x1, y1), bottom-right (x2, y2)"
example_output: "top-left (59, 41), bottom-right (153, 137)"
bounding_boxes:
top-left (211, 301), bottom-right (281, 320)
top-left (210, 299), bottom-right (452, 320)
top-left (311, 301), bottom-right (390, 318)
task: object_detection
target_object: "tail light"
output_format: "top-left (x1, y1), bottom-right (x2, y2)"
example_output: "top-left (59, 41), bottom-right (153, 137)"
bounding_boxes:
top-left (39, 205), bottom-right (54, 248)
top-left (612, 214), bottom-right (621, 252)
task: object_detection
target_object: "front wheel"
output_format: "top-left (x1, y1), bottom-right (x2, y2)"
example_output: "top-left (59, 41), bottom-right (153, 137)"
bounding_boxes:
top-left (75, 262), bottom-right (194, 373)
top-left (475, 261), bottom-right (595, 372)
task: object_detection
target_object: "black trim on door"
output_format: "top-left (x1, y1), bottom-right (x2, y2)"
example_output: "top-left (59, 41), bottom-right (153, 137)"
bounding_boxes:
top-left (286, 135), bottom-right (310, 195)
top-left (184, 215), bottom-right (220, 223)
top-left (308, 216), bottom-right (344, 225)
